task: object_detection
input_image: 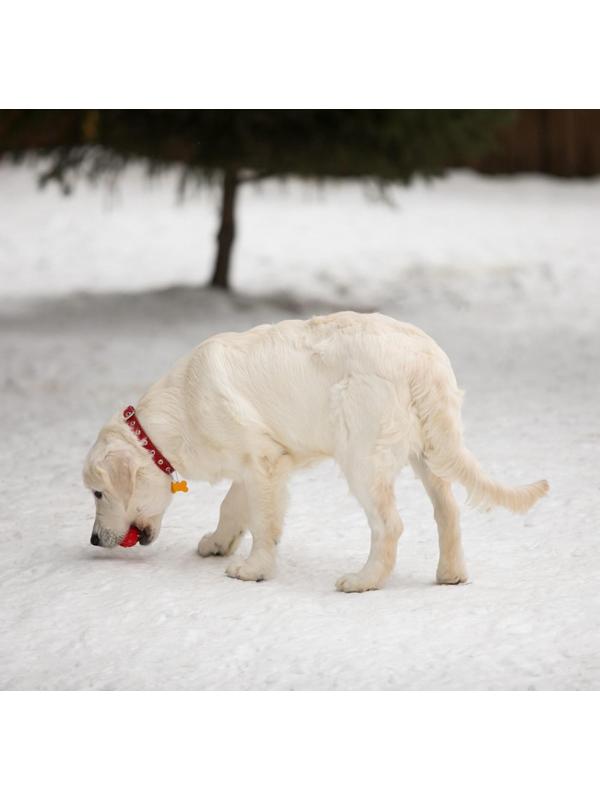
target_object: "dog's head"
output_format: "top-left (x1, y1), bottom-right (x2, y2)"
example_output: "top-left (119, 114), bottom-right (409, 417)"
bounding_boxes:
top-left (83, 422), bottom-right (173, 547)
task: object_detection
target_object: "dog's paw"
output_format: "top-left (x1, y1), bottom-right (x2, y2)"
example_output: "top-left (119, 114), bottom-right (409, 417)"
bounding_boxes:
top-left (197, 532), bottom-right (236, 557)
top-left (436, 560), bottom-right (468, 585)
top-left (225, 557), bottom-right (271, 582)
top-left (335, 572), bottom-right (379, 593)
top-left (198, 531), bottom-right (244, 558)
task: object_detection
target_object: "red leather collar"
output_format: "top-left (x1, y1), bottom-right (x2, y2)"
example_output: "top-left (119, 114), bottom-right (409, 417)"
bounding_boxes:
top-left (122, 405), bottom-right (175, 477)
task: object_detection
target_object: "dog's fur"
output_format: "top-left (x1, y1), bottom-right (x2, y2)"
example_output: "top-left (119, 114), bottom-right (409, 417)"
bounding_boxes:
top-left (83, 312), bottom-right (548, 591)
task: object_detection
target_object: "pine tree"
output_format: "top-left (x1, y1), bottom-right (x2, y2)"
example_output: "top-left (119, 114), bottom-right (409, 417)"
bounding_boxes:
top-left (0, 110), bottom-right (513, 290)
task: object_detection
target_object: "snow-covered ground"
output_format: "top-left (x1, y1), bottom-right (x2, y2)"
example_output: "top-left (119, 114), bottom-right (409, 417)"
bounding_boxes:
top-left (0, 163), bottom-right (598, 689)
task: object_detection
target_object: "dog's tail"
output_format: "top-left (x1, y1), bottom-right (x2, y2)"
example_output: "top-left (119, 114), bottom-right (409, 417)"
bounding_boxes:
top-left (409, 357), bottom-right (549, 513)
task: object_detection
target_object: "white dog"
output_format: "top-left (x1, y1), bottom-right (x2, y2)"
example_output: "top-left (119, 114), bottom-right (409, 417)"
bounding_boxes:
top-left (83, 312), bottom-right (548, 592)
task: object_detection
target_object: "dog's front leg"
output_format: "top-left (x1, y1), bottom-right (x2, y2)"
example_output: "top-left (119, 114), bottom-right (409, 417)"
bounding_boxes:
top-left (198, 481), bottom-right (248, 557)
top-left (225, 463), bottom-right (288, 583)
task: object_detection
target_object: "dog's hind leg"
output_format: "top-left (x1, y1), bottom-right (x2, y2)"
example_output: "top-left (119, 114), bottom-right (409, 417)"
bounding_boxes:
top-left (410, 455), bottom-right (468, 585)
top-left (336, 463), bottom-right (404, 592)
top-left (198, 481), bottom-right (248, 557)
top-left (332, 375), bottom-right (406, 592)
top-left (225, 456), bottom-right (290, 582)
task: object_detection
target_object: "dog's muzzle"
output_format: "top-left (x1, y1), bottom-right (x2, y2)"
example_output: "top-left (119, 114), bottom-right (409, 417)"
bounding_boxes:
top-left (90, 520), bottom-right (121, 548)
top-left (90, 520), bottom-right (157, 547)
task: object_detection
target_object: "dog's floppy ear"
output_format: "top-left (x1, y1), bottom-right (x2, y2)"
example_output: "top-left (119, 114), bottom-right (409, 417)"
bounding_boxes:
top-left (104, 451), bottom-right (138, 507)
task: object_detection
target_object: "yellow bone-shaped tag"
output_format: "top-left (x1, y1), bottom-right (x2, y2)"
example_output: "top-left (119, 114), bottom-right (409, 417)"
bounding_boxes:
top-left (171, 480), bottom-right (188, 494)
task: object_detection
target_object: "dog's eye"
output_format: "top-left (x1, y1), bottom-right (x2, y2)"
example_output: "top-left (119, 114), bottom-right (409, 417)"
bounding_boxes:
top-left (94, 491), bottom-right (103, 499)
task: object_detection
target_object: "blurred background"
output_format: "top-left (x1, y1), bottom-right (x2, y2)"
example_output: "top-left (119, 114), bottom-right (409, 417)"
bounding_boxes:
top-left (1, 109), bottom-right (600, 294)
top-left (1, 109), bottom-right (598, 690)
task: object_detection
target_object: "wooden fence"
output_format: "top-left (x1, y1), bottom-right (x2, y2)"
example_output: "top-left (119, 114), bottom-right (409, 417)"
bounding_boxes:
top-left (468, 110), bottom-right (600, 177)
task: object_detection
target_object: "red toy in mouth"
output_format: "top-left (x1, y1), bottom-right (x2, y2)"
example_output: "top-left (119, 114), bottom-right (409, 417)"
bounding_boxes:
top-left (120, 525), bottom-right (140, 547)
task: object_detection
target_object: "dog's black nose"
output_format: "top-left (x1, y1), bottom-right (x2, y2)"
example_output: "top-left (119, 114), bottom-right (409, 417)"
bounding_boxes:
top-left (90, 533), bottom-right (101, 546)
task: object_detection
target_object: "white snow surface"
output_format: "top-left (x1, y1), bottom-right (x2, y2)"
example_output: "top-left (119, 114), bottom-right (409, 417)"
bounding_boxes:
top-left (0, 163), bottom-right (598, 690)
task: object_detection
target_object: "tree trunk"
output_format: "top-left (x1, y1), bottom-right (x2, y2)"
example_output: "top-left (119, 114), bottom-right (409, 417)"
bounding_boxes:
top-left (210, 168), bottom-right (238, 290)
